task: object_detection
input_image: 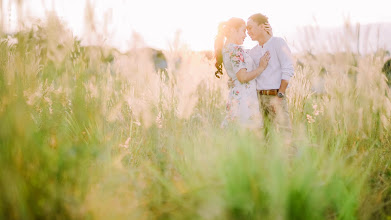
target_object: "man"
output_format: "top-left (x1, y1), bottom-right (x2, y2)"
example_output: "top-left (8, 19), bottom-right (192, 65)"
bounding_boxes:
top-left (246, 13), bottom-right (295, 136)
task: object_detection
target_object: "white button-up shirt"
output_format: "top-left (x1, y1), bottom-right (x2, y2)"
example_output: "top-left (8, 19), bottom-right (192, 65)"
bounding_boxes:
top-left (248, 37), bottom-right (294, 90)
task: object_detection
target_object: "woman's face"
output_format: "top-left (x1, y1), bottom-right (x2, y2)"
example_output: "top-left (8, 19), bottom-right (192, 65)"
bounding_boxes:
top-left (228, 24), bottom-right (247, 45)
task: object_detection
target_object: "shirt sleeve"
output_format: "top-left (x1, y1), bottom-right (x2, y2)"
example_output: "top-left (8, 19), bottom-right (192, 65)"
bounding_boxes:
top-left (276, 38), bottom-right (294, 81)
top-left (229, 46), bottom-right (247, 75)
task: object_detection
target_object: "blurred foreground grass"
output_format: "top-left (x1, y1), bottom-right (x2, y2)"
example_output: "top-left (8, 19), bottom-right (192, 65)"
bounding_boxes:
top-left (1, 14), bottom-right (391, 220)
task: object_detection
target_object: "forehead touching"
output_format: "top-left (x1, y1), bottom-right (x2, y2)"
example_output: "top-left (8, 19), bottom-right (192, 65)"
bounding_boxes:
top-left (231, 23), bottom-right (246, 31)
top-left (238, 25), bottom-right (246, 31)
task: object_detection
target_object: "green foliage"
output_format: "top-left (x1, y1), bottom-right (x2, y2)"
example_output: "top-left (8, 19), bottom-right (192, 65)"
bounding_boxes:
top-left (0, 16), bottom-right (391, 220)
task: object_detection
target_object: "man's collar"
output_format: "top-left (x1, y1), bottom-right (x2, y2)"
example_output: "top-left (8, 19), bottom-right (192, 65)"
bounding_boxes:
top-left (258, 36), bottom-right (273, 48)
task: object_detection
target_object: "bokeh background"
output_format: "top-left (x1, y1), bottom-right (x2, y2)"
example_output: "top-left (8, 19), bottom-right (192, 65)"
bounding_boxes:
top-left (1, 0), bottom-right (391, 219)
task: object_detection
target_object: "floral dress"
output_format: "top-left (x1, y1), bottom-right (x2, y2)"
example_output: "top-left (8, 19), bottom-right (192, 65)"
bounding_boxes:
top-left (221, 43), bottom-right (263, 128)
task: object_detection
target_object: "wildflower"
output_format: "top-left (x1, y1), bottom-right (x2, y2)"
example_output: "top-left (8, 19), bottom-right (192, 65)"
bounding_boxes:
top-left (312, 103), bottom-right (323, 116)
top-left (133, 121), bottom-right (141, 126)
top-left (156, 112), bottom-right (163, 128)
top-left (119, 137), bottom-right (131, 148)
top-left (306, 114), bottom-right (315, 123)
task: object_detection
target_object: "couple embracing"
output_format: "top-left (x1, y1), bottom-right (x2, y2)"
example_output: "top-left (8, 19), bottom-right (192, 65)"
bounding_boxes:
top-left (215, 13), bottom-right (294, 135)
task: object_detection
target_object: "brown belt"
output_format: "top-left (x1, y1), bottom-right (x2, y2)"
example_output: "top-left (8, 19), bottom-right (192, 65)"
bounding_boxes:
top-left (258, 89), bottom-right (279, 96)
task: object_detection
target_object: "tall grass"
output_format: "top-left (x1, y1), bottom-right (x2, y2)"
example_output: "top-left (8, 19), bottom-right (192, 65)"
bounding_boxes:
top-left (1, 7), bottom-right (391, 220)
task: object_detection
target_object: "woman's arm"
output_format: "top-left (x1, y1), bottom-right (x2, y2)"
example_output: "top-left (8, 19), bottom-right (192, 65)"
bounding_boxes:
top-left (236, 51), bottom-right (270, 83)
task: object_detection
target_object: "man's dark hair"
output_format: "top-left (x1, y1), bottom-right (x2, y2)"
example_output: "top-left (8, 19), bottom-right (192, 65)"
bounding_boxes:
top-left (248, 13), bottom-right (269, 25)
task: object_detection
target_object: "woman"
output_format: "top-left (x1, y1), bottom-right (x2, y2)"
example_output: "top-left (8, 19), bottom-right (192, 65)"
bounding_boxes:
top-left (214, 17), bottom-right (270, 128)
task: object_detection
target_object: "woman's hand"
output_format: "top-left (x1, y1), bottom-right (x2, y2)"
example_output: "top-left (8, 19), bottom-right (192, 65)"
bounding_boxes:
top-left (258, 51), bottom-right (270, 72)
top-left (264, 22), bottom-right (273, 36)
top-left (235, 51), bottom-right (270, 83)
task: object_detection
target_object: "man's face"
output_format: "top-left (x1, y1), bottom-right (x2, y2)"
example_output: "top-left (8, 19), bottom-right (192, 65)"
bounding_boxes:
top-left (246, 19), bottom-right (263, 41)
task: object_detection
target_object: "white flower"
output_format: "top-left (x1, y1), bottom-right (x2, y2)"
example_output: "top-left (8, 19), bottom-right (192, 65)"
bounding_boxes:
top-left (306, 114), bottom-right (315, 123)
top-left (119, 137), bottom-right (131, 148)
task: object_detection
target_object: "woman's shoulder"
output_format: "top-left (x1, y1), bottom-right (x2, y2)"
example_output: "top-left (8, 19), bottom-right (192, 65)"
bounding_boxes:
top-left (223, 43), bottom-right (245, 54)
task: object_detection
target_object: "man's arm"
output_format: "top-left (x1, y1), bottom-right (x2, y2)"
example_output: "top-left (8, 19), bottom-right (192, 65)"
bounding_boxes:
top-left (276, 38), bottom-right (294, 95)
top-left (278, 79), bottom-right (289, 94)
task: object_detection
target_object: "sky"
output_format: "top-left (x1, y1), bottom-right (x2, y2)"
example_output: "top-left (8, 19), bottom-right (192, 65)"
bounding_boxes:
top-left (2, 0), bottom-right (391, 52)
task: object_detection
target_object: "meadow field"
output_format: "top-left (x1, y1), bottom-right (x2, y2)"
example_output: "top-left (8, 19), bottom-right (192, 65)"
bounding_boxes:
top-left (1, 12), bottom-right (391, 219)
